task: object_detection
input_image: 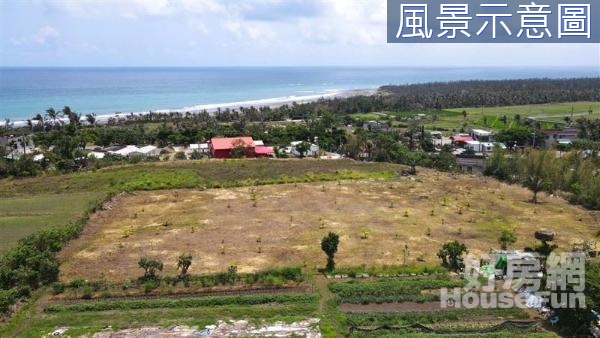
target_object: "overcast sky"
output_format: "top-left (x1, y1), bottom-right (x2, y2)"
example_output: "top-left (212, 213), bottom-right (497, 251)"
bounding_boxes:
top-left (1, 0), bottom-right (599, 67)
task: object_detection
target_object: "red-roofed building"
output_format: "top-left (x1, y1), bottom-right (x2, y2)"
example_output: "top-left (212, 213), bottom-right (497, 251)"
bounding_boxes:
top-left (209, 137), bottom-right (255, 158)
top-left (451, 135), bottom-right (474, 147)
top-left (255, 146), bottom-right (275, 158)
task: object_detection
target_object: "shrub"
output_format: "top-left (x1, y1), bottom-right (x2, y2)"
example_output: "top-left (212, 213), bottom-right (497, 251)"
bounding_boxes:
top-left (81, 286), bottom-right (93, 299)
top-left (52, 282), bottom-right (65, 295)
top-left (143, 279), bottom-right (160, 294)
top-left (321, 232), bottom-right (340, 271)
top-left (138, 257), bottom-right (163, 280)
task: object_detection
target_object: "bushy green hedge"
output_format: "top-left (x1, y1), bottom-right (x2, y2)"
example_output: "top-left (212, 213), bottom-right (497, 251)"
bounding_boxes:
top-left (57, 267), bottom-right (304, 297)
top-left (45, 292), bottom-right (317, 313)
top-left (179, 266), bottom-right (303, 287)
top-left (0, 287), bottom-right (30, 313)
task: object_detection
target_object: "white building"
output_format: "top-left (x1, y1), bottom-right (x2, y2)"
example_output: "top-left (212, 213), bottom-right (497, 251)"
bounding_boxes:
top-left (465, 141), bottom-right (505, 153)
top-left (289, 141), bottom-right (320, 157)
top-left (189, 143), bottom-right (209, 153)
top-left (87, 151), bottom-right (106, 159)
top-left (137, 145), bottom-right (161, 157)
top-left (4, 147), bottom-right (35, 160)
top-left (470, 129), bottom-right (494, 142)
top-left (109, 145), bottom-right (141, 157)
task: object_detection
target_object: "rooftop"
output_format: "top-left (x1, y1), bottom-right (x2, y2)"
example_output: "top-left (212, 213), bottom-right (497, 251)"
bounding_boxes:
top-left (451, 136), bottom-right (474, 142)
top-left (472, 129), bottom-right (493, 135)
top-left (210, 137), bottom-right (255, 150)
top-left (255, 146), bottom-right (274, 155)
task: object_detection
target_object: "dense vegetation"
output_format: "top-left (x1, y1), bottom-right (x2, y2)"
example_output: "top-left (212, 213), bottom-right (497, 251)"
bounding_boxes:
top-left (484, 148), bottom-right (600, 209)
top-left (379, 78), bottom-right (600, 110)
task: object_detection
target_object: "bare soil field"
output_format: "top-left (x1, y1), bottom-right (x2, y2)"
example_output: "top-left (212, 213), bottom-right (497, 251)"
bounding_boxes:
top-left (59, 169), bottom-right (599, 281)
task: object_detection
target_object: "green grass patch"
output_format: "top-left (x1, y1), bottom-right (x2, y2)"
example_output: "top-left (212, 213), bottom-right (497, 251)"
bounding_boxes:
top-left (0, 191), bottom-right (105, 252)
top-left (0, 159), bottom-right (400, 197)
top-left (429, 101), bottom-right (599, 131)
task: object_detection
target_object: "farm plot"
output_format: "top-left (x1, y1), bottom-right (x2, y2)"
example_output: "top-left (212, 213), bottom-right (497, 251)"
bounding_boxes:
top-left (329, 273), bottom-right (558, 337)
top-left (58, 169), bottom-right (598, 282)
top-left (0, 191), bottom-right (105, 252)
top-left (4, 293), bottom-right (319, 337)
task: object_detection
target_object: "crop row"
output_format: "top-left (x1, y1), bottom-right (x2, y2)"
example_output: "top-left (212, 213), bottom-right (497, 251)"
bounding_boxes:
top-left (346, 307), bottom-right (529, 327)
top-left (45, 292), bottom-right (317, 313)
top-left (329, 278), bottom-right (466, 303)
top-left (331, 265), bottom-right (447, 277)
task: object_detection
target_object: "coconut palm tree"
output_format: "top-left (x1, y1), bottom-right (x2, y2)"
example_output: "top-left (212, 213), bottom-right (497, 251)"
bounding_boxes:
top-left (85, 114), bottom-right (96, 126)
top-left (45, 108), bottom-right (60, 128)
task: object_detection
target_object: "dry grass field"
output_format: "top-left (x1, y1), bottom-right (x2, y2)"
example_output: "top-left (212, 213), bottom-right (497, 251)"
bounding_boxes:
top-left (59, 169), bottom-right (599, 281)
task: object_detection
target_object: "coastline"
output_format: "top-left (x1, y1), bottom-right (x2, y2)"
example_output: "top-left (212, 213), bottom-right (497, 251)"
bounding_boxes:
top-left (2, 88), bottom-right (377, 128)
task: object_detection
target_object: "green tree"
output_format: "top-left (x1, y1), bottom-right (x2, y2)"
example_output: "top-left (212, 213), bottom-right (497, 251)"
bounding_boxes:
top-left (533, 240), bottom-right (558, 258)
top-left (437, 241), bottom-right (468, 271)
top-left (138, 257), bottom-right (163, 280)
top-left (401, 151), bottom-right (423, 175)
top-left (226, 265), bottom-right (237, 284)
top-left (177, 254), bottom-right (192, 277)
top-left (174, 151), bottom-right (186, 160)
top-left (229, 139), bottom-right (247, 158)
top-left (553, 261), bottom-right (599, 335)
top-left (519, 149), bottom-right (557, 203)
top-left (498, 229), bottom-right (517, 250)
top-left (321, 232), bottom-right (340, 271)
top-left (294, 141), bottom-right (310, 158)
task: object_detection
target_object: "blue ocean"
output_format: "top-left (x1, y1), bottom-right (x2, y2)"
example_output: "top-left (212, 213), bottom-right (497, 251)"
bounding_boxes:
top-left (0, 66), bottom-right (598, 120)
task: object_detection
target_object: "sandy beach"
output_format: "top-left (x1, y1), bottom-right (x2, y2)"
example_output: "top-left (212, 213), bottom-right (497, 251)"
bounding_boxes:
top-left (3, 88), bottom-right (376, 128)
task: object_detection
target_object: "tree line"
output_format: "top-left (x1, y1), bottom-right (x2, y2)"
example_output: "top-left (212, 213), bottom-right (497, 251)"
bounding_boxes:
top-left (379, 78), bottom-right (600, 111)
top-left (484, 148), bottom-right (600, 209)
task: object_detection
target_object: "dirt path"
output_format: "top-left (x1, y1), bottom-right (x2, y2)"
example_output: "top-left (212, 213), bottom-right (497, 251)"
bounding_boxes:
top-left (314, 275), bottom-right (331, 313)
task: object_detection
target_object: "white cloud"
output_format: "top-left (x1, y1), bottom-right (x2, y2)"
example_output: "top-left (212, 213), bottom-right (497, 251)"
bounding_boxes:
top-left (10, 25), bottom-right (60, 46)
top-left (223, 20), bottom-right (276, 41)
top-left (33, 25), bottom-right (60, 44)
top-left (46, 0), bottom-right (173, 18)
top-left (4, 0), bottom-right (597, 66)
top-left (42, 0), bottom-right (386, 45)
top-left (178, 0), bottom-right (225, 15)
